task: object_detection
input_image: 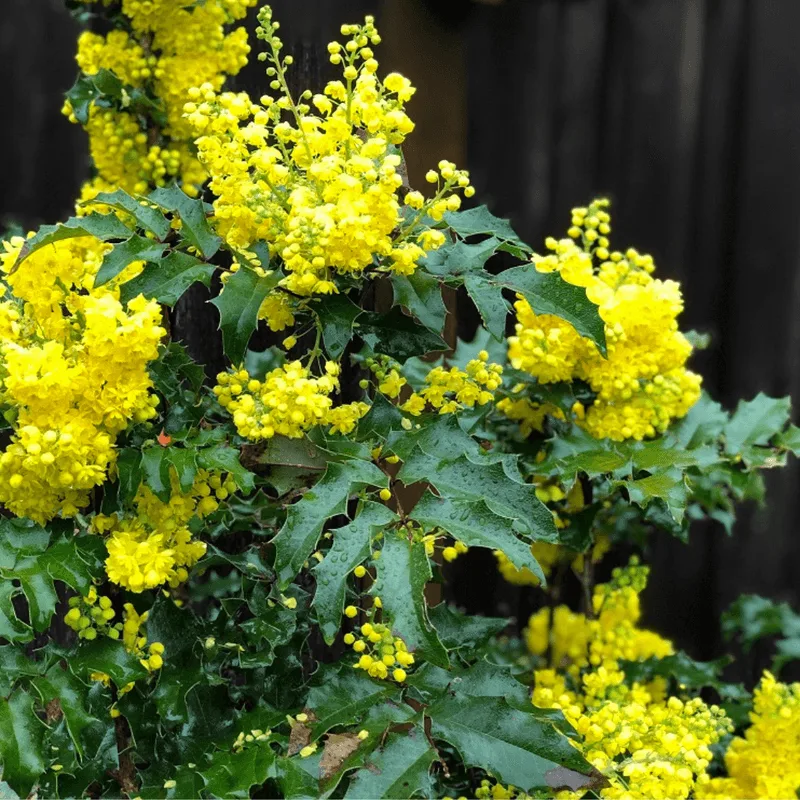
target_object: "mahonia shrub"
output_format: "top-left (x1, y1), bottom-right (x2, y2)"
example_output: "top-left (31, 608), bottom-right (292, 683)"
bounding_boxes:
top-left (1, 3), bottom-right (800, 798)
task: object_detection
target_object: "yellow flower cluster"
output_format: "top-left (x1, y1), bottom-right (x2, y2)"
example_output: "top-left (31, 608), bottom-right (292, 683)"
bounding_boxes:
top-left (697, 671), bottom-right (800, 800)
top-left (475, 779), bottom-right (531, 800)
top-left (401, 352), bottom-right (503, 416)
top-left (66, 0), bottom-right (255, 201)
top-left (343, 616), bottom-right (415, 683)
top-left (215, 362), bottom-right (368, 440)
top-left (534, 667), bottom-right (731, 800)
top-left (527, 565), bottom-right (730, 799)
top-left (186, 7), bottom-right (473, 303)
top-left (93, 469), bottom-right (233, 592)
top-left (0, 236), bottom-right (164, 522)
top-left (65, 589), bottom-right (164, 672)
top-left (506, 200), bottom-right (701, 441)
top-left (495, 396), bottom-right (565, 437)
top-left (525, 562), bottom-right (674, 671)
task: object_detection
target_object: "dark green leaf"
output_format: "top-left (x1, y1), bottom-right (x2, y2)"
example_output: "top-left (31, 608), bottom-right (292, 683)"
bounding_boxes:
top-left (211, 267), bottom-right (281, 364)
top-left (724, 393), bottom-right (792, 466)
top-left (65, 68), bottom-right (124, 124)
top-left (196, 443), bottom-right (255, 494)
top-left (621, 468), bottom-right (688, 524)
top-left (391, 272), bottom-right (447, 333)
top-left (0, 689), bottom-right (46, 795)
top-left (148, 185), bottom-right (221, 258)
top-left (120, 250), bottom-right (215, 307)
top-left (422, 237), bottom-right (502, 278)
top-left (427, 605), bottom-right (508, 656)
top-left (373, 535), bottom-right (449, 668)
top-left (358, 307), bottom-right (447, 362)
top-left (317, 295), bottom-right (363, 360)
top-left (345, 730), bottom-right (435, 799)
top-left (201, 747), bottom-right (276, 799)
top-left (499, 266), bottom-right (606, 355)
top-left (69, 638), bottom-right (148, 686)
top-left (444, 206), bottom-right (527, 247)
top-left (464, 274), bottom-right (509, 340)
top-left (273, 460), bottom-right (386, 589)
top-left (91, 189), bottom-right (171, 239)
top-left (427, 696), bottom-right (594, 793)
top-left (94, 235), bottom-right (167, 287)
top-left (410, 492), bottom-right (546, 583)
top-left (313, 502), bottom-right (397, 643)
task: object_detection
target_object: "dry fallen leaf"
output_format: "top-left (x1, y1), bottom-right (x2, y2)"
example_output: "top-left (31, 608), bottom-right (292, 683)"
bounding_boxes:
top-left (319, 732), bottom-right (362, 780)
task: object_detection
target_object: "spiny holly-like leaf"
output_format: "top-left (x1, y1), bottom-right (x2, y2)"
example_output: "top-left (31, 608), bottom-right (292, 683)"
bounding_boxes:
top-left (410, 492), bottom-right (546, 583)
top-left (148, 185), bottom-right (221, 258)
top-left (358, 307), bottom-right (447, 362)
top-left (724, 393), bottom-right (792, 466)
top-left (0, 522), bottom-right (106, 638)
top-left (317, 295), bottom-right (362, 360)
top-left (69, 639), bottom-right (149, 687)
top-left (391, 271), bottom-right (447, 333)
top-left (427, 606), bottom-right (508, 658)
top-left (0, 689), bottom-right (46, 795)
top-left (13, 212), bottom-right (132, 268)
top-left (305, 666), bottom-right (402, 739)
top-left (444, 206), bottom-right (528, 248)
top-left (345, 729), bottom-right (435, 799)
top-left (464, 274), bottom-right (510, 340)
top-left (313, 502), bottom-right (398, 644)
top-left (91, 189), bottom-right (171, 239)
top-left (399, 452), bottom-right (558, 544)
top-left (200, 747), bottom-right (276, 799)
top-left (499, 266), bottom-right (606, 355)
top-left (211, 267), bottom-right (281, 364)
top-left (373, 535), bottom-right (449, 668)
top-left (621, 468), bottom-right (688, 524)
top-left (422, 237), bottom-right (503, 278)
top-left (119, 250), bottom-right (215, 307)
top-left (197, 442), bottom-right (256, 494)
top-left (65, 68), bottom-right (123, 124)
top-left (427, 695), bottom-right (595, 793)
top-left (273, 460), bottom-right (387, 588)
top-left (94, 235), bottom-right (167, 288)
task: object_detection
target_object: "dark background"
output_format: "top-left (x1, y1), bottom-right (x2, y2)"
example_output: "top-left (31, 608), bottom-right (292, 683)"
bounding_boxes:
top-left (3, 0), bottom-right (799, 670)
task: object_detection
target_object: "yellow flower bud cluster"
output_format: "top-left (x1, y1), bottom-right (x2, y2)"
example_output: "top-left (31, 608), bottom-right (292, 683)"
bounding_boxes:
top-left (697, 671), bottom-right (800, 800)
top-left (65, 590), bottom-right (165, 672)
top-left (95, 469), bottom-right (233, 593)
top-left (66, 0), bottom-right (256, 202)
top-left (0, 236), bottom-right (164, 522)
top-left (402, 352), bottom-right (503, 416)
top-left (186, 10), bottom-right (473, 299)
top-left (343, 617), bottom-right (415, 683)
top-left (214, 362), bottom-right (368, 440)
top-left (495, 394), bottom-right (565, 437)
top-left (232, 727), bottom-right (272, 754)
top-left (525, 562), bottom-right (673, 672)
top-left (475, 779), bottom-right (530, 800)
top-left (506, 199), bottom-right (701, 441)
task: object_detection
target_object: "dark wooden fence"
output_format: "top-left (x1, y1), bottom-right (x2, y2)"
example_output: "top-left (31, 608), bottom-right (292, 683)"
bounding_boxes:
top-left (3, 0), bottom-right (800, 669)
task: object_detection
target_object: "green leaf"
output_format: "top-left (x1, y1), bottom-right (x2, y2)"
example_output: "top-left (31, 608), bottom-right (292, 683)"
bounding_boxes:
top-left (211, 267), bottom-right (280, 364)
top-left (399, 454), bottom-right (558, 543)
top-left (91, 189), bottom-right (171, 239)
top-left (201, 747), bottom-right (276, 799)
top-left (722, 594), bottom-right (800, 649)
top-left (120, 250), bottom-right (215, 307)
top-left (65, 68), bottom-right (124, 124)
top-left (724, 393), bottom-right (792, 466)
top-left (391, 272), bottom-right (447, 333)
top-left (116, 448), bottom-right (144, 505)
top-left (444, 206), bottom-right (528, 248)
top-left (464, 274), bottom-right (509, 340)
top-left (305, 666), bottom-right (402, 740)
top-left (427, 605), bottom-right (508, 657)
top-left (94, 235), bottom-right (167, 288)
top-left (422, 237), bottom-right (503, 278)
top-left (12, 212), bottom-right (132, 267)
top-left (148, 185), bottom-right (221, 258)
top-left (358, 307), bottom-right (447, 362)
top-left (196, 443), bottom-right (256, 494)
top-left (427, 696), bottom-right (595, 793)
top-left (313, 502), bottom-right (398, 644)
top-left (410, 492), bottom-right (546, 583)
top-left (140, 445), bottom-right (172, 500)
top-left (499, 266), bottom-right (606, 355)
top-left (273, 460), bottom-right (387, 588)
top-left (345, 730), bottom-right (435, 799)
top-left (621, 468), bottom-right (688, 524)
top-left (69, 638), bottom-right (148, 686)
top-left (317, 295), bottom-right (363, 360)
top-left (373, 535), bottom-right (449, 668)
top-left (0, 584), bottom-right (31, 644)
top-left (0, 689), bottom-right (46, 795)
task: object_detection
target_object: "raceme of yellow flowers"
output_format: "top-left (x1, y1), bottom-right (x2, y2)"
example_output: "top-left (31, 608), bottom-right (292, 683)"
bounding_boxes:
top-left (0, 236), bottom-right (163, 523)
top-left (93, 469), bottom-right (237, 593)
top-left (185, 6), bottom-right (474, 324)
top-left (65, 0), bottom-right (256, 203)
top-left (528, 564), bottom-right (731, 800)
top-left (503, 199), bottom-right (702, 442)
top-left (697, 671), bottom-right (800, 800)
